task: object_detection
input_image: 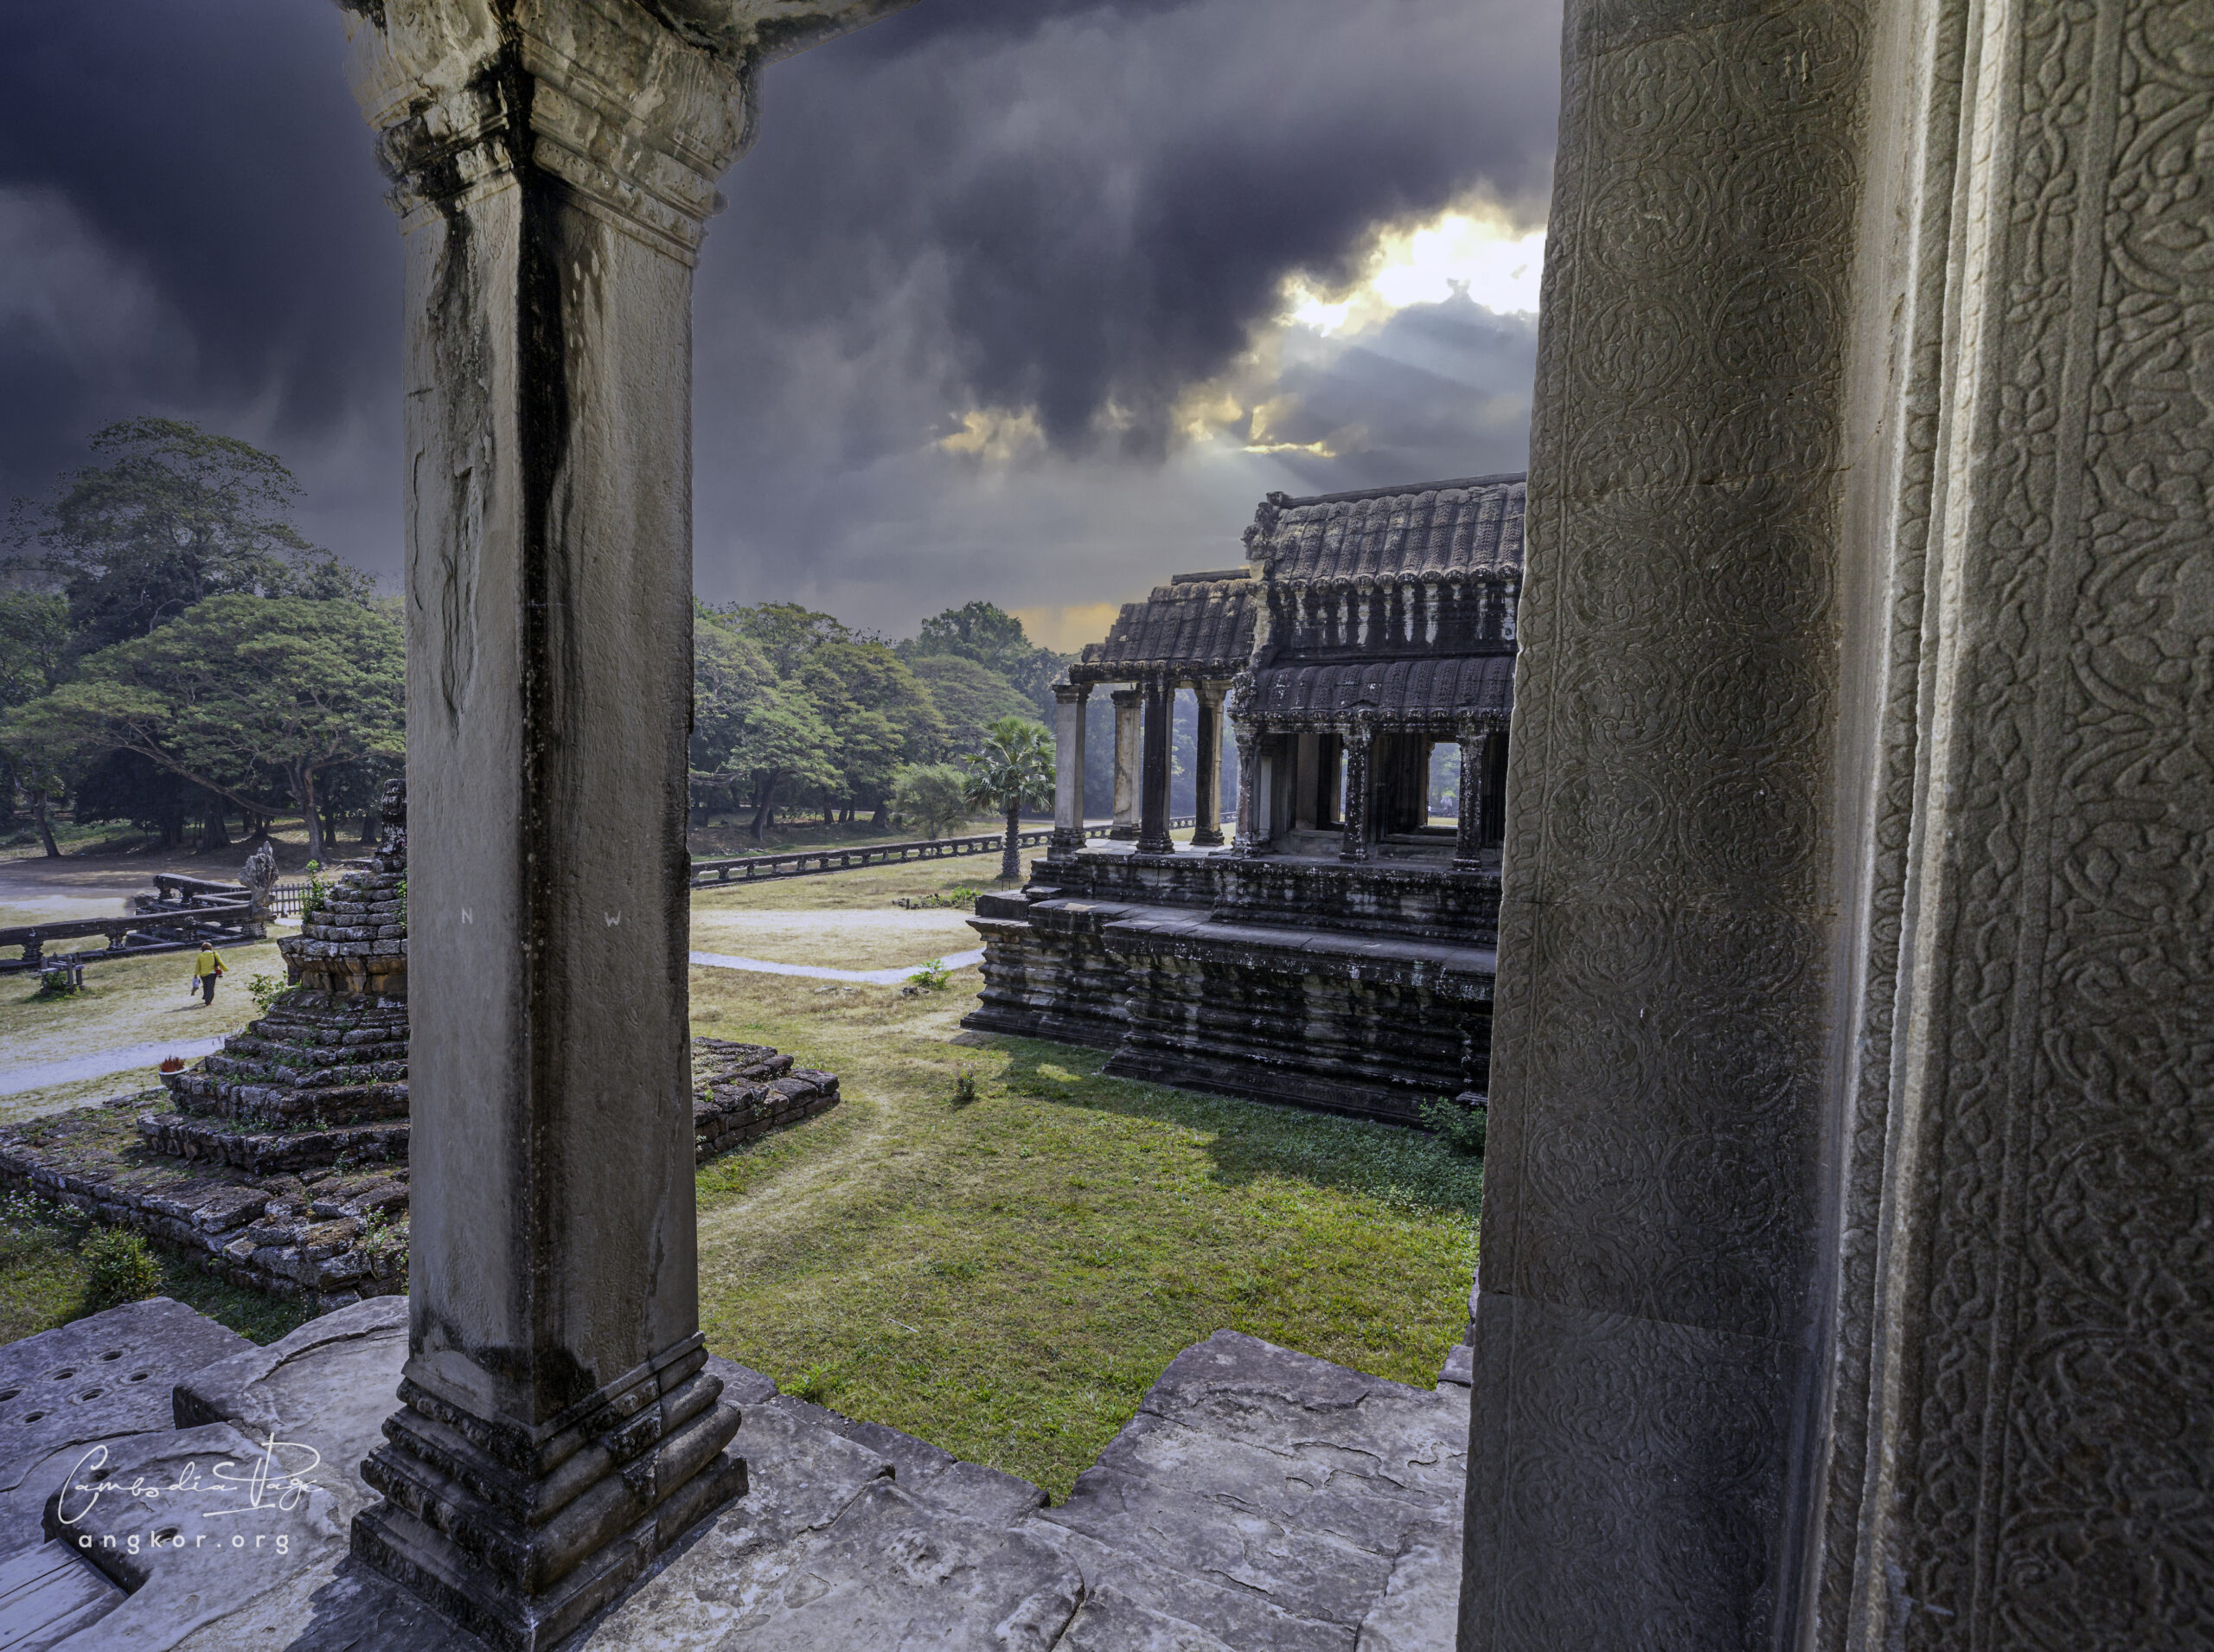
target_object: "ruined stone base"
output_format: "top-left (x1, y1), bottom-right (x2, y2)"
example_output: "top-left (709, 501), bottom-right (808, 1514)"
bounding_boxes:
top-left (352, 1448), bottom-right (748, 1652)
top-left (689, 1039), bottom-right (841, 1162)
top-left (135, 1110), bottom-right (412, 1175)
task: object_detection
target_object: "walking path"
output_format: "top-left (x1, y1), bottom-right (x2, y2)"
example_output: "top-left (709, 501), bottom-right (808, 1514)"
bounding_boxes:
top-left (0, 1036), bottom-right (224, 1098)
top-left (688, 947), bottom-right (984, 985)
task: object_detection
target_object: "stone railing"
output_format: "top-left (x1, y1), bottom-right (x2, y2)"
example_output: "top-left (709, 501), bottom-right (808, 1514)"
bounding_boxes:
top-left (0, 904), bottom-right (259, 975)
top-left (686, 819), bottom-right (1194, 887)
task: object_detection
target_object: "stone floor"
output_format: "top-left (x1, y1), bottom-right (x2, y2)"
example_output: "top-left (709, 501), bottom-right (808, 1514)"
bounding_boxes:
top-left (0, 1297), bottom-right (1469, 1650)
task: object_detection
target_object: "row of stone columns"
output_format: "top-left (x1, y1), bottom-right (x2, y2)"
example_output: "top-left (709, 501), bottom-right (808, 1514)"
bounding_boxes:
top-left (1226, 720), bottom-right (1502, 865)
top-left (1051, 677), bottom-right (1229, 858)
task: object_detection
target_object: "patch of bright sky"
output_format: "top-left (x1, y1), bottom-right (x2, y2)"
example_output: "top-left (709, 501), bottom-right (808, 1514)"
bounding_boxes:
top-left (1282, 203), bottom-right (1545, 338)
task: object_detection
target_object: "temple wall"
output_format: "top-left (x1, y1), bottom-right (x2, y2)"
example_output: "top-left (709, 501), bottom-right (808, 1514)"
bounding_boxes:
top-left (1464, 1), bottom-right (2212, 1647)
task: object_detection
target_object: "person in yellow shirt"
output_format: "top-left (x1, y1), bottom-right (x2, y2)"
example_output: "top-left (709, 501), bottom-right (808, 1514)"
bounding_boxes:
top-left (189, 942), bottom-right (227, 1006)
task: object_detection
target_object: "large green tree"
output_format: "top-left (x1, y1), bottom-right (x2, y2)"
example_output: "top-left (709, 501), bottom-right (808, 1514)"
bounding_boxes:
top-left (6, 419), bottom-right (371, 659)
top-left (962, 715), bottom-right (1055, 881)
top-left (798, 641), bottom-right (944, 823)
top-left (0, 592), bottom-right (70, 854)
top-left (689, 607), bottom-right (842, 842)
top-left (908, 655), bottom-right (1039, 755)
top-left (905, 600), bottom-right (1067, 717)
top-left (2, 594), bottom-right (403, 862)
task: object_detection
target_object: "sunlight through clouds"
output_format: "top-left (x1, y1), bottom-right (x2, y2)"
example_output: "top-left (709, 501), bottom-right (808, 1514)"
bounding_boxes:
top-left (1283, 202), bottom-right (1545, 336)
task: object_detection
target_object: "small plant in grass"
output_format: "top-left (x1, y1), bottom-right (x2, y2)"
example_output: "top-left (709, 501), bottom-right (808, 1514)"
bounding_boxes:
top-left (1418, 1094), bottom-right (1488, 1157)
top-left (247, 972), bottom-right (287, 1015)
top-left (907, 957), bottom-right (952, 991)
top-left (951, 1066), bottom-right (979, 1107)
top-left (81, 1228), bottom-right (161, 1309)
top-left (790, 1364), bottom-right (836, 1405)
top-left (33, 962), bottom-right (84, 997)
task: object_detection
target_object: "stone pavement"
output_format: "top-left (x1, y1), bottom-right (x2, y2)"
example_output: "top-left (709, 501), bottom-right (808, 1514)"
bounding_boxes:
top-left (0, 1298), bottom-right (1468, 1649)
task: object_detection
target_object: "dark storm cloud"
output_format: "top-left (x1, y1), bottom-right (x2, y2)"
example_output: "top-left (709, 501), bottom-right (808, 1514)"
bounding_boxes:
top-left (0, 0), bottom-right (1562, 633)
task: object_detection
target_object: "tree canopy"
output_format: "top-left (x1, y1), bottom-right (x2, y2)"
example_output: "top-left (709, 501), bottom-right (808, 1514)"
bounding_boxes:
top-left (903, 600), bottom-right (1067, 716)
top-left (6, 419), bottom-right (371, 658)
top-left (2, 593), bottom-right (402, 861)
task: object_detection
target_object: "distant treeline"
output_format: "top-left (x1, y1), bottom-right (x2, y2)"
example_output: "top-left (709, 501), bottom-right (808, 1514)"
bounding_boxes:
top-left (0, 420), bottom-right (1102, 860)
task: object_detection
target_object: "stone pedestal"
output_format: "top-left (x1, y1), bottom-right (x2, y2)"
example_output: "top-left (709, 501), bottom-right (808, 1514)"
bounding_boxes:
top-left (335, 3), bottom-right (908, 1647)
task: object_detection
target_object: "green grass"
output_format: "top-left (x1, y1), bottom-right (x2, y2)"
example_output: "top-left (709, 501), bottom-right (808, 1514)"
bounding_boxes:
top-left (0, 1189), bottom-right (318, 1348)
top-left (689, 964), bottom-right (1480, 1501)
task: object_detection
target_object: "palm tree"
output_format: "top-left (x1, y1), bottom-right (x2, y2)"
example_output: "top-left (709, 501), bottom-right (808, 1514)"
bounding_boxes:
top-left (962, 716), bottom-right (1055, 882)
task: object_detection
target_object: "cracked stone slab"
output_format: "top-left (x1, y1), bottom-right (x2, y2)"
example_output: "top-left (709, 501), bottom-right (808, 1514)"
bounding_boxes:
top-left (0, 1299), bottom-right (252, 1526)
top-left (1024, 1520), bottom-right (1353, 1652)
top-left (40, 1419), bottom-right (350, 1652)
top-left (587, 1476), bottom-right (1084, 1650)
top-left (1353, 1521), bottom-right (1461, 1652)
top-left (1051, 1583), bottom-right (1241, 1652)
top-left (170, 1295), bottom-right (406, 1517)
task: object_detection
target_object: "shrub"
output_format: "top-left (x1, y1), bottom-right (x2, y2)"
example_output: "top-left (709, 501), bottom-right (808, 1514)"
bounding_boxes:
top-left (951, 1066), bottom-right (978, 1106)
top-left (907, 957), bottom-right (952, 992)
top-left (81, 1228), bottom-right (161, 1310)
top-left (888, 763), bottom-right (972, 840)
top-left (247, 972), bottom-right (287, 1015)
top-left (1418, 1095), bottom-right (1488, 1157)
top-left (301, 860), bottom-right (330, 919)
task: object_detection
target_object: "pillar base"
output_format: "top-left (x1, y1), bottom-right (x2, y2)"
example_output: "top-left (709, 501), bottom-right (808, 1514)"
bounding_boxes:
top-left (1190, 829), bottom-right (1225, 848)
top-left (352, 1340), bottom-right (745, 1651)
top-left (1047, 827), bottom-right (1088, 855)
top-left (1107, 825), bottom-right (1141, 841)
top-left (1136, 835), bottom-right (1174, 855)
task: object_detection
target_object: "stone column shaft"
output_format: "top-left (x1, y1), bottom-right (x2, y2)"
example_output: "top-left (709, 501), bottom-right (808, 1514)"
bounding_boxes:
top-left (336, 3), bottom-right (908, 1646)
top-left (1136, 675), bottom-right (1174, 855)
top-left (1109, 688), bottom-right (1142, 840)
top-left (1191, 683), bottom-right (1225, 847)
top-left (1337, 723), bottom-right (1372, 863)
top-left (1050, 681), bottom-right (1089, 854)
top-left (1231, 725), bottom-right (1261, 854)
top-left (1454, 727), bottom-right (1486, 868)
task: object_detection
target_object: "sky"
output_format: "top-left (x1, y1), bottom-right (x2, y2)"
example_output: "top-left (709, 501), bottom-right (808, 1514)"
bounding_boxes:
top-left (0, 0), bottom-right (1562, 651)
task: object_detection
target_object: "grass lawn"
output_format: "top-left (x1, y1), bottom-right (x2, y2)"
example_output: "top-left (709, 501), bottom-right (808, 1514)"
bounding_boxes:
top-left (690, 908), bottom-right (982, 971)
top-left (0, 944), bottom-right (284, 1126)
top-left (0, 1189), bottom-right (318, 1348)
top-left (689, 963), bottom-right (1481, 1502)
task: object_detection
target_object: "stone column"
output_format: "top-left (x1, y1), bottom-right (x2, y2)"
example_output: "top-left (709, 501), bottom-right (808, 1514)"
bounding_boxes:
top-left (1049, 680), bottom-right (1089, 855)
top-left (1230, 723), bottom-right (1262, 855)
top-left (1109, 688), bottom-right (1142, 840)
top-left (1191, 682), bottom-right (1225, 847)
top-left (1462, 2), bottom-right (2214, 1648)
top-left (1136, 673), bottom-right (1174, 855)
top-left (1453, 724), bottom-right (1486, 868)
top-left (1336, 721), bottom-right (1372, 863)
top-left (336, 4), bottom-right (906, 1648)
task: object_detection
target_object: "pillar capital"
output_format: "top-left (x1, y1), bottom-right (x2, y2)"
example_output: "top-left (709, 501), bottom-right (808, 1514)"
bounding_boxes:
top-left (340, 0), bottom-right (908, 262)
top-left (1053, 678), bottom-right (1091, 707)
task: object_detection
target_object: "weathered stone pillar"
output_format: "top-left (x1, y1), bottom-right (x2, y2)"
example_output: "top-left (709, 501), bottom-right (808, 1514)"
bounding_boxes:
top-left (1230, 722), bottom-right (1261, 855)
top-left (1191, 682), bottom-right (1225, 847)
top-left (1109, 687), bottom-right (1141, 840)
top-left (1336, 721), bottom-right (1372, 863)
top-left (1452, 723), bottom-right (1486, 868)
top-left (1462, 1), bottom-right (2213, 1648)
top-left (1050, 680), bottom-right (1089, 855)
top-left (1136, 674), bottom-right (1174, 855)
top-left (336, 3), bottom-right (906, 1647)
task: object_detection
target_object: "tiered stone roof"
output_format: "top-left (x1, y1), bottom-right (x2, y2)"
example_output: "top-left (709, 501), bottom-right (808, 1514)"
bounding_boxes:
top-left (1247, 655), bottom-right (1515, 728)
top-left (1243, 474), bottom-right (1525, 586)
top-left (1072, 572), bottom-right (1254, 683)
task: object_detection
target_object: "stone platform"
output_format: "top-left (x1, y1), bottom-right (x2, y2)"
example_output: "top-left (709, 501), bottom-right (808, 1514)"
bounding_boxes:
top-left (0, 1298), bottom-right (1466, 1649)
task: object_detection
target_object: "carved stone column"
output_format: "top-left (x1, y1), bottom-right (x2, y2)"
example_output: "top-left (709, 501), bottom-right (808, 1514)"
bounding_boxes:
top-left (336, 3), bottom-right (907, 1647)
top-left (1453, 723), bottom-right (1487, 868)
top-left (1049, 680), bottom-right (1089, 855)
top-left (1136, 674), bottom-right (1174, 855)
top-left (1109, 688), bottom-right (1141, 840)
top-left (1463, 2), bottom-right (2213, 1647)
top-left (1336, 721), bottom-right (1373, 863)
top-left (1230, 723), bottom-right (1261, 855)
top-left (1191, 682), bottom-right (1225, 847)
